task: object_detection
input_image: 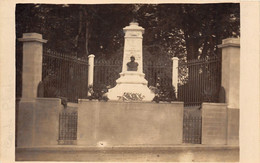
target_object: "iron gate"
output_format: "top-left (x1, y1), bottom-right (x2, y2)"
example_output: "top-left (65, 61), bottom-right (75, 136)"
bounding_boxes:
top-left (58, 111), bottom-right (78, 145)
top-left (178, 56), bottom-right (221, 106)
top-left (183, 116), bottom-right (202, 144)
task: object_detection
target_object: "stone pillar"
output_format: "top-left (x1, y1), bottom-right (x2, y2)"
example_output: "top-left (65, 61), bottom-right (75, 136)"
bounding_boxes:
top-left (172, 57), bottom-right (179, 97)
top-left (218, 38), bottom-right (240, 109)
top-left (18, 33), bottom-right (47, 101)
top-left (218, 38), bottom-right (240, 145)
top-left (88, 54), bottom-right (95, 96)
top-left (17, 33), bottom-right (63, 147)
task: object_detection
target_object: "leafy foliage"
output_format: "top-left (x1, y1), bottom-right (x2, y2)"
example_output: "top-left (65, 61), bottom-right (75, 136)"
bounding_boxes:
top-left (87, 84), bottom-right (109, 101)
top-left (150, 77), bottom-right (177, 103)
top-left (16, 4), bottom-right (239, 60)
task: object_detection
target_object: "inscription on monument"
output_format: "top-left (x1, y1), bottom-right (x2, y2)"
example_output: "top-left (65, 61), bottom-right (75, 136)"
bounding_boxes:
top-left (126, 31), bottom-right (142, 37)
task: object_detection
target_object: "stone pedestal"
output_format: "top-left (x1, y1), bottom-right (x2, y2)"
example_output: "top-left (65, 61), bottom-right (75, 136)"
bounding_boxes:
top-left (107, 22), bottom-right (155, 101)
top-left (107, 71), bottom-right (154, 101)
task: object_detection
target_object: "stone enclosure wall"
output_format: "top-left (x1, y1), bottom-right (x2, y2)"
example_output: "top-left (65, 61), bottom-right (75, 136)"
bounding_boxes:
top-left (78, 100), bottom-right (184, 146)
top-left (17, 100), bottom-right (184, 147)
top-left (17, 98), bottom-right (62, 147)
top-left (202, 103), bottom-right (239, 145)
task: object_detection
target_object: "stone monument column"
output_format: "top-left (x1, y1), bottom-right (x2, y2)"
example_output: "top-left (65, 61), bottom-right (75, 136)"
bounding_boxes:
top-left (106, 22), bottom-right (155, 101)
top-left (122, 22), bottom-right (144, 73)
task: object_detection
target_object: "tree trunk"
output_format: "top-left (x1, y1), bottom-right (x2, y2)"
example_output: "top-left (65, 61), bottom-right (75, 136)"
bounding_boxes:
top-left (85, 20), bottom-right (90, 55)
top-left (75, 7), bottom-right (83, 57)
top-left (201, 37), bottom-right (210, 58)
top-left (83, 8), bottom-right (92, 57)
top-left (184, 33), bottom-right (200, 60)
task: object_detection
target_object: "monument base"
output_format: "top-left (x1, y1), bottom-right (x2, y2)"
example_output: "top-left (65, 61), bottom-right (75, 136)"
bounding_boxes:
top-left (106, 71), bottom-right (155, 101)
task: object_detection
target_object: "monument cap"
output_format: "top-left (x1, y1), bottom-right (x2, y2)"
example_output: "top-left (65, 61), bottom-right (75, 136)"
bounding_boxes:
top-left (123, 22), bottom-right (144, 33)
top-left (130, 22), bottom-right (139, 26)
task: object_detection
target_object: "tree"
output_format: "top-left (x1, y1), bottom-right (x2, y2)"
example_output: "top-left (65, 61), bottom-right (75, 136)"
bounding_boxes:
top-left (153, 4), bottom-right (240, 60)
top-left (16, 3), bottom-right (240, 60)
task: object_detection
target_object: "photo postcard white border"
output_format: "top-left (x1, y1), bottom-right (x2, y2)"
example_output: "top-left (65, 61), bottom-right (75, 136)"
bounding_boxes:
top-left (0, 0), bottom-right (259, 163)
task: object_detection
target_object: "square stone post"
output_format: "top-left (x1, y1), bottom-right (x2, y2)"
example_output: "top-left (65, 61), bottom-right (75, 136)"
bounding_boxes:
top-left (172, 57), bottom-right (179, 98)
top-left (218, 38), bottom-right (240, 109)
top-left (18, 33), bottom-right (47, 101)
top-left (218, 38), bottom-right (240, 145)
top-left (88, 54), bottom-right (95, 96)
top-left (17, 33), bottom-right (62, 148)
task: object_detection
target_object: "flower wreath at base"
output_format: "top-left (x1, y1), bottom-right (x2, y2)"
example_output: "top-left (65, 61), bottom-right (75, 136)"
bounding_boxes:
top-left (118, 92), bottom-right (145, 101)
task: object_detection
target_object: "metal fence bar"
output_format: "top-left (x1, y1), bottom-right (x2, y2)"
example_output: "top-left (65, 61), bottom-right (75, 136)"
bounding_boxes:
top-left (178, 56), bottom-right (221, 106)
top-left (42, 48), bottom-right (88, 103)
top-left (183, 116), bottom-right (202, 144)
top-left (94, 58), bottom-right (173, 90)
top-left (58, 111), bottom-right (78, 145)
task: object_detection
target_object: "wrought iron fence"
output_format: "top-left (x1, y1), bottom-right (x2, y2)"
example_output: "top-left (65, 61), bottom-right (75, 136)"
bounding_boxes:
top-left (183, 116), bottom-right (202, 144)
top-left (58, 111), bottom-right (78, 145)
top-left (143, 60), bottom-right (172, 87)
top-left (94, 58), bottom-right (122, 89)
top-left (93, 58), bottom-right (172, 89)
top-left (178, 56), bottom-right (221, 106)
top-left (16, 42), bottom-right (23, 98)
top-left (42, 48), bottom-right (89, 102)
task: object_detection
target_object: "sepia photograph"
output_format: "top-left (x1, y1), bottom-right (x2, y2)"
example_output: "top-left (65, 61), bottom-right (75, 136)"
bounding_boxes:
top-left (0, 1), bottom-right (259, 163)
top-left (14, 2), bottom-right (241, 162)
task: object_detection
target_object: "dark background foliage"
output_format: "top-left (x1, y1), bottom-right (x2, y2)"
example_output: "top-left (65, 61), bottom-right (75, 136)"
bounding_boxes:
top-left (16, 3), bottom-right (240, 60)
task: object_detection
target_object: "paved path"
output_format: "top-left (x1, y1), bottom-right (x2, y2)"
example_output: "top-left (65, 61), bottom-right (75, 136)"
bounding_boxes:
top-left (16, 145), bottom-right (239, 162)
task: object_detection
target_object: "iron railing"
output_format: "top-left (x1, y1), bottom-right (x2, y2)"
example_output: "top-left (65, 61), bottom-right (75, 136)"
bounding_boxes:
top-left (58, 111), bottom-right (78, 145)
top-left (93, 58), bottom-right (173, 89)
top-left (183, 116), bottom-right (202, 144)
top-left (143, 60), bottom-right (172, 88)
top-left (178, 56), bottom-right (221, 106)
top-left (94, 58), bottom-right (122, 89)
top-left (42, 48), bottom-right (89, 102)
